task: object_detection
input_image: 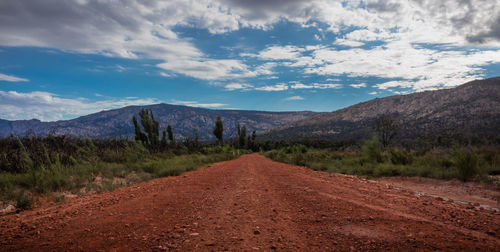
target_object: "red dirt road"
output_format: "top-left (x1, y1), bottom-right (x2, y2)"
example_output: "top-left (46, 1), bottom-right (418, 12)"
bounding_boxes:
top-left (1, 154), bottom-right (499, 251)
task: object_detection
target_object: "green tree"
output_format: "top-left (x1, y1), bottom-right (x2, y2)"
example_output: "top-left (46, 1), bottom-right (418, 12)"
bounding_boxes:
top-left (161, 130), bottom-right (167, 148)
top-left (213, 116), bottom-right (224, 145)
top-left (167, 125), bottom-right (174, 144)
top-left (133, 108), bottom-right (160, 149)
top-left (363, 135), bottom-right (383, 163)
top-left (132, 115), bottom-right (147, 143)
top-left (374, 117), bottom-right (398, 148)
top-left (193, 127), bottom-right (199, 148)
top-left (238, 124), bottom-right (247, 148)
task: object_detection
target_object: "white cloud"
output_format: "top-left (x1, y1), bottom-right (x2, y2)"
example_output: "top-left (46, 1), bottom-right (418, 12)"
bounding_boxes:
top-left (333, 39), bottom-right (365, 47)
top-left (0, 91), bottom-right (160, 121)
top-left (368, 91), bottom-right (378, 95)
top-left (0, 0), bottom-right (499, 86)
top-left (375, 81), bottom-right (413, 90)
top-left (224, 82), bottom-right (254, 91)
top-left (285, 96), bottom-right (304, 101)
top-left (290, 82), bottom-right (342, 89)
top-left (0, 73), bottom-right (29, 82)
top-left (244, 45), bottom-right (305, 60)
top-left (169, 100), bottom-right (227, 108)
top-left (157, 59), bottom-right (255, 80)
top-left (350, 83), bottom-right (367, 88)
top-left (255, 83), bottom-right (288, 91)
top-left (159, 72), bottom-right (173, 78)
top-left (290, 83), bottom-right (314, 89)
top-left (302, 41), bottom-right (500, 91)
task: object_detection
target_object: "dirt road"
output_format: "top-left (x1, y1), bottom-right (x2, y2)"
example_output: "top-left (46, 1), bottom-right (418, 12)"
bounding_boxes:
top-left (1, 154), bottom-right (499, 251)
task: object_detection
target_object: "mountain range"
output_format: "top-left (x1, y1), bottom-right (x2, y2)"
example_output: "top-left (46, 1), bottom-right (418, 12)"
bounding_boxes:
top-left (1, 77), bottom-right (499, 142)
top-left (0, 104), bottom-right (318, 141)
top-left (263, 77), bottom-right (500, 141)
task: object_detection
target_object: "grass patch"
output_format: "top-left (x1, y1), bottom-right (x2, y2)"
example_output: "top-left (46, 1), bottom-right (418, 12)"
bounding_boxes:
top-left (264, 144), bottom-right (499, 183)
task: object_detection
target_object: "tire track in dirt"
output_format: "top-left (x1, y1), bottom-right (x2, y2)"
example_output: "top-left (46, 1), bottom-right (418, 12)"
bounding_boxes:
top-left (1, 154), bottom-right (499, 251)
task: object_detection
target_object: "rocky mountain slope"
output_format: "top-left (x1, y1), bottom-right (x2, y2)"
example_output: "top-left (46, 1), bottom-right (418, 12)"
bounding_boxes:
top-left (263, 77), bottom-right (500, 141)
top-left (0, 104), bottom-right (318, 141)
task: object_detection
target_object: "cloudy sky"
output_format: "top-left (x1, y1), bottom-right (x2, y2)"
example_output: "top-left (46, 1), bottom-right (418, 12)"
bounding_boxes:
top-left (1, 0), bottom-right (499, 121)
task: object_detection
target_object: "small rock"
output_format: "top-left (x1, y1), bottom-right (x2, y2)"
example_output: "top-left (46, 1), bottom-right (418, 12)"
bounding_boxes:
top-left (0, 205), bottom-right (16, 215)
top-left (189, 233), bottom-right (200, 236)
top-left (254, 230), bottom-right (260, 235)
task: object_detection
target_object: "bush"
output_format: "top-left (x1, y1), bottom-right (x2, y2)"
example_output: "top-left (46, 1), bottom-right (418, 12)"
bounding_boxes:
top-left (390, 149), bottom-right (413, 165)
top-left (453, 147), bottom-right (480, 182)
top-left (14, 190), bottom-right (33, 210)
top-left (362, 135), bottom-right (383, 163)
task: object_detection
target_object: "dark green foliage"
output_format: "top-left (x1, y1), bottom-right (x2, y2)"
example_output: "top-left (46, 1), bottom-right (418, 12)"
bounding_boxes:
top-left (14, 190), bottom-right (33, 210)
top-left (362, 135), bottom-right (383, 163)
top-left (390, 149), bottom-right (413, 165)
top-left (161, 130), bottom-right (167, 147)
top-left (132, 115), bottom-right (147, 143)
top-left (238, 124), bottom-right (246, 149)
top-left (213, 116), bottom-right (224, 145)
top-left (136, 108), bottom-right (159, 147)
top-left (167, 125), bottom-right (174, 144)
top-left (264, 141), bottom-right (499, 183)
top-left (453, 147), bottom-right (480, 182)
top-left (374, 117), bottom-right (398, 148)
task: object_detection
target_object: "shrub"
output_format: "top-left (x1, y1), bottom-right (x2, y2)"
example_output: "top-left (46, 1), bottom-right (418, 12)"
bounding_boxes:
top-left (14, 190), bottom-right (33, 210)
top-left (453, 147), bottom-right (480, 182)
top-left (389, 149), bottom-right (413, 165)
top-left (362, 135), bottom-right (383, 163)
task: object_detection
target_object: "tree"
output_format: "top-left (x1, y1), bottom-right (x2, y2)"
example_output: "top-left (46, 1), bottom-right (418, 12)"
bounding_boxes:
top-left (248, 130), bottom-right (257, 151)
top-left (133, 108), bottom-right (160, 149)
top-left (193, 127), bottom-right (199, 148)
top-left (161, 130), bottom-right (167, 148)
top-left (213, 116), bottom-right (224, 145)
top-left (167, 125), bottom-right (174, 144)
top-left (132, 115), bottom-right (147, 144)
top-left (374, 117), bottom-right (398, 148)
top-left (238, 124), bottom-right (247, 148)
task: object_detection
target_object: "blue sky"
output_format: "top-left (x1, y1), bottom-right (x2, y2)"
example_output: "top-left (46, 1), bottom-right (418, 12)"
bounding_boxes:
top-left (1, 0), bottom-right (500, 121)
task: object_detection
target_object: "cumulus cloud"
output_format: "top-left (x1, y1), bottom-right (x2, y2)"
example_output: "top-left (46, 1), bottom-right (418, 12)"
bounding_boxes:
top-left (0, 0), bottom-right (499, 88)
top-left (0, 90), bottom-right (160, 121)
top-left (333, 39), bottom-right (365, 47)
top-left (224, 82), bottom-right (254, 91)
top-left (169, 100), bottom-right (227, 108)
top-left (350, 83), bottom-right (367, 88)
top-left (285, 96), bottom-right (304, 101)
top-left (269, 40), bottom-right (500, 91)
top-left (290, 82), bottom-right (342, 89)
top-left (0, 73), bottom-right (29, 82)
top-left (157, 59), bottom-right (255, 80)
top-left (244, 45), bottom-right (305, 60)
top-left (254, 83), bottom-right (288, 91)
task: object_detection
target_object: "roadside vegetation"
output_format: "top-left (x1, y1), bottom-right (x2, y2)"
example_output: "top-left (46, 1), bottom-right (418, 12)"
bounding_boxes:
top-left (1, 111), bottom-right (499, 212)
top-left (264, 119), bottom-right (500, 186)
top-left (0, 109), bottom-right (250, 211)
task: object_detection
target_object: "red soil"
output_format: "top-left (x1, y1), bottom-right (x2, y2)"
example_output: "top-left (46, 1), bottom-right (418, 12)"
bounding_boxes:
top-left (1, 154), bottom-right (499, 251)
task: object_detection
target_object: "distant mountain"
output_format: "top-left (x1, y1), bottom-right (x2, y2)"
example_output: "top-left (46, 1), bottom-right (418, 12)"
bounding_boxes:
top-left (263, 77), bottom-right (500, 141)
top-left (0, 104), bottom-right (319, 141)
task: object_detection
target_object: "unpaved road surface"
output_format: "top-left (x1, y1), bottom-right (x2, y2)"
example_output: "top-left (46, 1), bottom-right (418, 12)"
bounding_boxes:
top-left (1, 154), bottom-right (499, 251)
top-left (376, 177), bottom-right (500, 210)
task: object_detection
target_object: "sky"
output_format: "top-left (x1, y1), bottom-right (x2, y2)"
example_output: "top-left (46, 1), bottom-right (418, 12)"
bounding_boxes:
top-left (0, 0), bottom-right (500, 121)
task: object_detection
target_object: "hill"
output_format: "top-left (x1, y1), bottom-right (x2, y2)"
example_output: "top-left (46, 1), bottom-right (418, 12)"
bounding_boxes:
top-left (263, 77), bottom-right (500, 142)
top-left (0, 104), bottom-right (319, 141)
